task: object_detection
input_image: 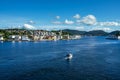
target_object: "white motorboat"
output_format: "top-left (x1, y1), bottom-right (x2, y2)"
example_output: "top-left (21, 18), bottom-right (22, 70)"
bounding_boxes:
top-left (65, 53), bottom-right (73, 60)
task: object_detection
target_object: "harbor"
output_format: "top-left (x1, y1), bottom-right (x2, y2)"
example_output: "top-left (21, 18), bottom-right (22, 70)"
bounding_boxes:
top-left (0, 29), bottom-right (81, 42)
top-left (0, 0), bottom-right (120, 80)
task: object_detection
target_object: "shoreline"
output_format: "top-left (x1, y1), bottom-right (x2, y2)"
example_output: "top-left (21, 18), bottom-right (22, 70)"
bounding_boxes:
top-left (0, 39), bottom-right (81, 42)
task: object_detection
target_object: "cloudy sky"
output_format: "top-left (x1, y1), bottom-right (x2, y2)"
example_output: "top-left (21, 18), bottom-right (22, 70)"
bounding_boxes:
top-left (0, 0), bottom-right (120, 31)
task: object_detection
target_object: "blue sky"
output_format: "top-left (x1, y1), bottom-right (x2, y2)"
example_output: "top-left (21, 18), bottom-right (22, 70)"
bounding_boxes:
top-left (0, 0), bottom-right (120, 31)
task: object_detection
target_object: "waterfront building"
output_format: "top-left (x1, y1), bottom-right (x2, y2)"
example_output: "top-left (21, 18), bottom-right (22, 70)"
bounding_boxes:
top-left (0, 34), bottom-right (4, 41)
top-left (70, 35), bottom-right (81, 39)
top-left (21, 35), bottom-right (30, 41)
top-left (62, 35), bottom-right (70, 40)
top-left (32, 30), bottom-right (57, 41)
top-left (74, 35), bottom-right (81, 39)
top-left (118, 36), bottom-right (120, 39)
top-left (8, 35), bottom-right (21, 41)
top-left (33, 35), bottom-right (39, 41)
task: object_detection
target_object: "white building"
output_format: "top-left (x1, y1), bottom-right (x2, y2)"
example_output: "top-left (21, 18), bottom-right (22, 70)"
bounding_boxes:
top-left (118, 36), bottom-right (120, 39)
top-left (9, 35), bottom-right (21, 41)
top-left (0, 36), bottom-right (4, 41)
top-left (70, 35), bottom-right (81, 39)
top-left (22, 35), bottom-right (30, 41)
top-left (74, 35), bottom-right (81, 39)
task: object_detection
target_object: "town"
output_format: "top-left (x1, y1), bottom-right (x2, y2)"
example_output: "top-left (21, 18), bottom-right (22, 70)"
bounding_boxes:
top-left (0, 29), bottom-right (81, 41)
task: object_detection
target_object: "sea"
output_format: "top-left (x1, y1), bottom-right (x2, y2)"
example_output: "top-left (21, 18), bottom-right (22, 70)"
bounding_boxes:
top-left (0, 36), bottom-right (120, 80)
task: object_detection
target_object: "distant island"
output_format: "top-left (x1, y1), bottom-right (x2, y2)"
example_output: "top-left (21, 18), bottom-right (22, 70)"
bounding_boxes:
top-left (62, 29), bottom-right (120, 36)
top-left (0, 29), bottom-right (120, 41)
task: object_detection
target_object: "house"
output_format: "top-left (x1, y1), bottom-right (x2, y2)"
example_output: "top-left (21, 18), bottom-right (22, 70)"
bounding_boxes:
top-left (70, 35), bottom-right (81, 39)
top-left (74, 35), bottom-right (81, 39)
top-left (9, 35), bottom-right (21, 41)
top-left (22, 35), bottom-right (30, 41)
top-left (32, 30), bottom-right (57, 41)
top-left (62, 35), bottom-right (70, 40)
top-left (33, 35), bottom-right (39, 41)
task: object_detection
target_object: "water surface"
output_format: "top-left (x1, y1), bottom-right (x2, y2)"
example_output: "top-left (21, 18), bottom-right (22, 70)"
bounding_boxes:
top-left (0, 36), bottom-right (120, 80)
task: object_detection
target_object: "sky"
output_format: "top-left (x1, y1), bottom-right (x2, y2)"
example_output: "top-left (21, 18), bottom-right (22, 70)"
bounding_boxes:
top-left (0, 0), bottom-right (120, 32)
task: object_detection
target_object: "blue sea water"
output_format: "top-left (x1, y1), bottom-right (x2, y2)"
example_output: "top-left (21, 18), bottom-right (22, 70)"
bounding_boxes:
top-left (0, 36), bottom-right (120, 80)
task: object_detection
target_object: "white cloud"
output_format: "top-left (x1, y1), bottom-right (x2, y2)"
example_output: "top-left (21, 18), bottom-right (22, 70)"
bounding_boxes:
top-left (52, 21), bottom-right (62, 24)
top-left (17, 25), bottom-right (22, 29)
top-left (75, 26), bottom-right (84, 30)
top-left (28, 20), bottom-right (35, 24)
top-left (81, 15), bottom-right (96, 25)
top-left (37, 25), bottom-right (70, 30)
top-left (103, 28), bottom-right (112, 31)
top-left (51, 14), bottom-right (120, 31)
top-left (75, 15), bottom-right (120, 27)
top-left (56, 16), bottom-right (60, 19)
top-left (73, 14), bottom-right (80, 19)
top-left (76, 20), bottom-right (81, 23)
top-left (97, 22), bottom-right (120, 26)
top-left (23, 24), bottom-right (35, 30)
top-left (65, 19), bottom-right (74, 25)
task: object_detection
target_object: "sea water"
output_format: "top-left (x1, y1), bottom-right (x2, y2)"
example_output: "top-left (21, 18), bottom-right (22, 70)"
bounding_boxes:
top-left (0, 36), bottom-right (120, 80)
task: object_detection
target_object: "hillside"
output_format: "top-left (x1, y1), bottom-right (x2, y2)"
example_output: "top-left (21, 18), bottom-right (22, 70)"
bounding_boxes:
top-left (85, 30), bottom-right (108, 36)
top-left (62, 29), bottom-right (108, 36)
top-left (109, 31), bottom-right (120, 36)
top-left (62, 29), bottom-right (87, 35)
